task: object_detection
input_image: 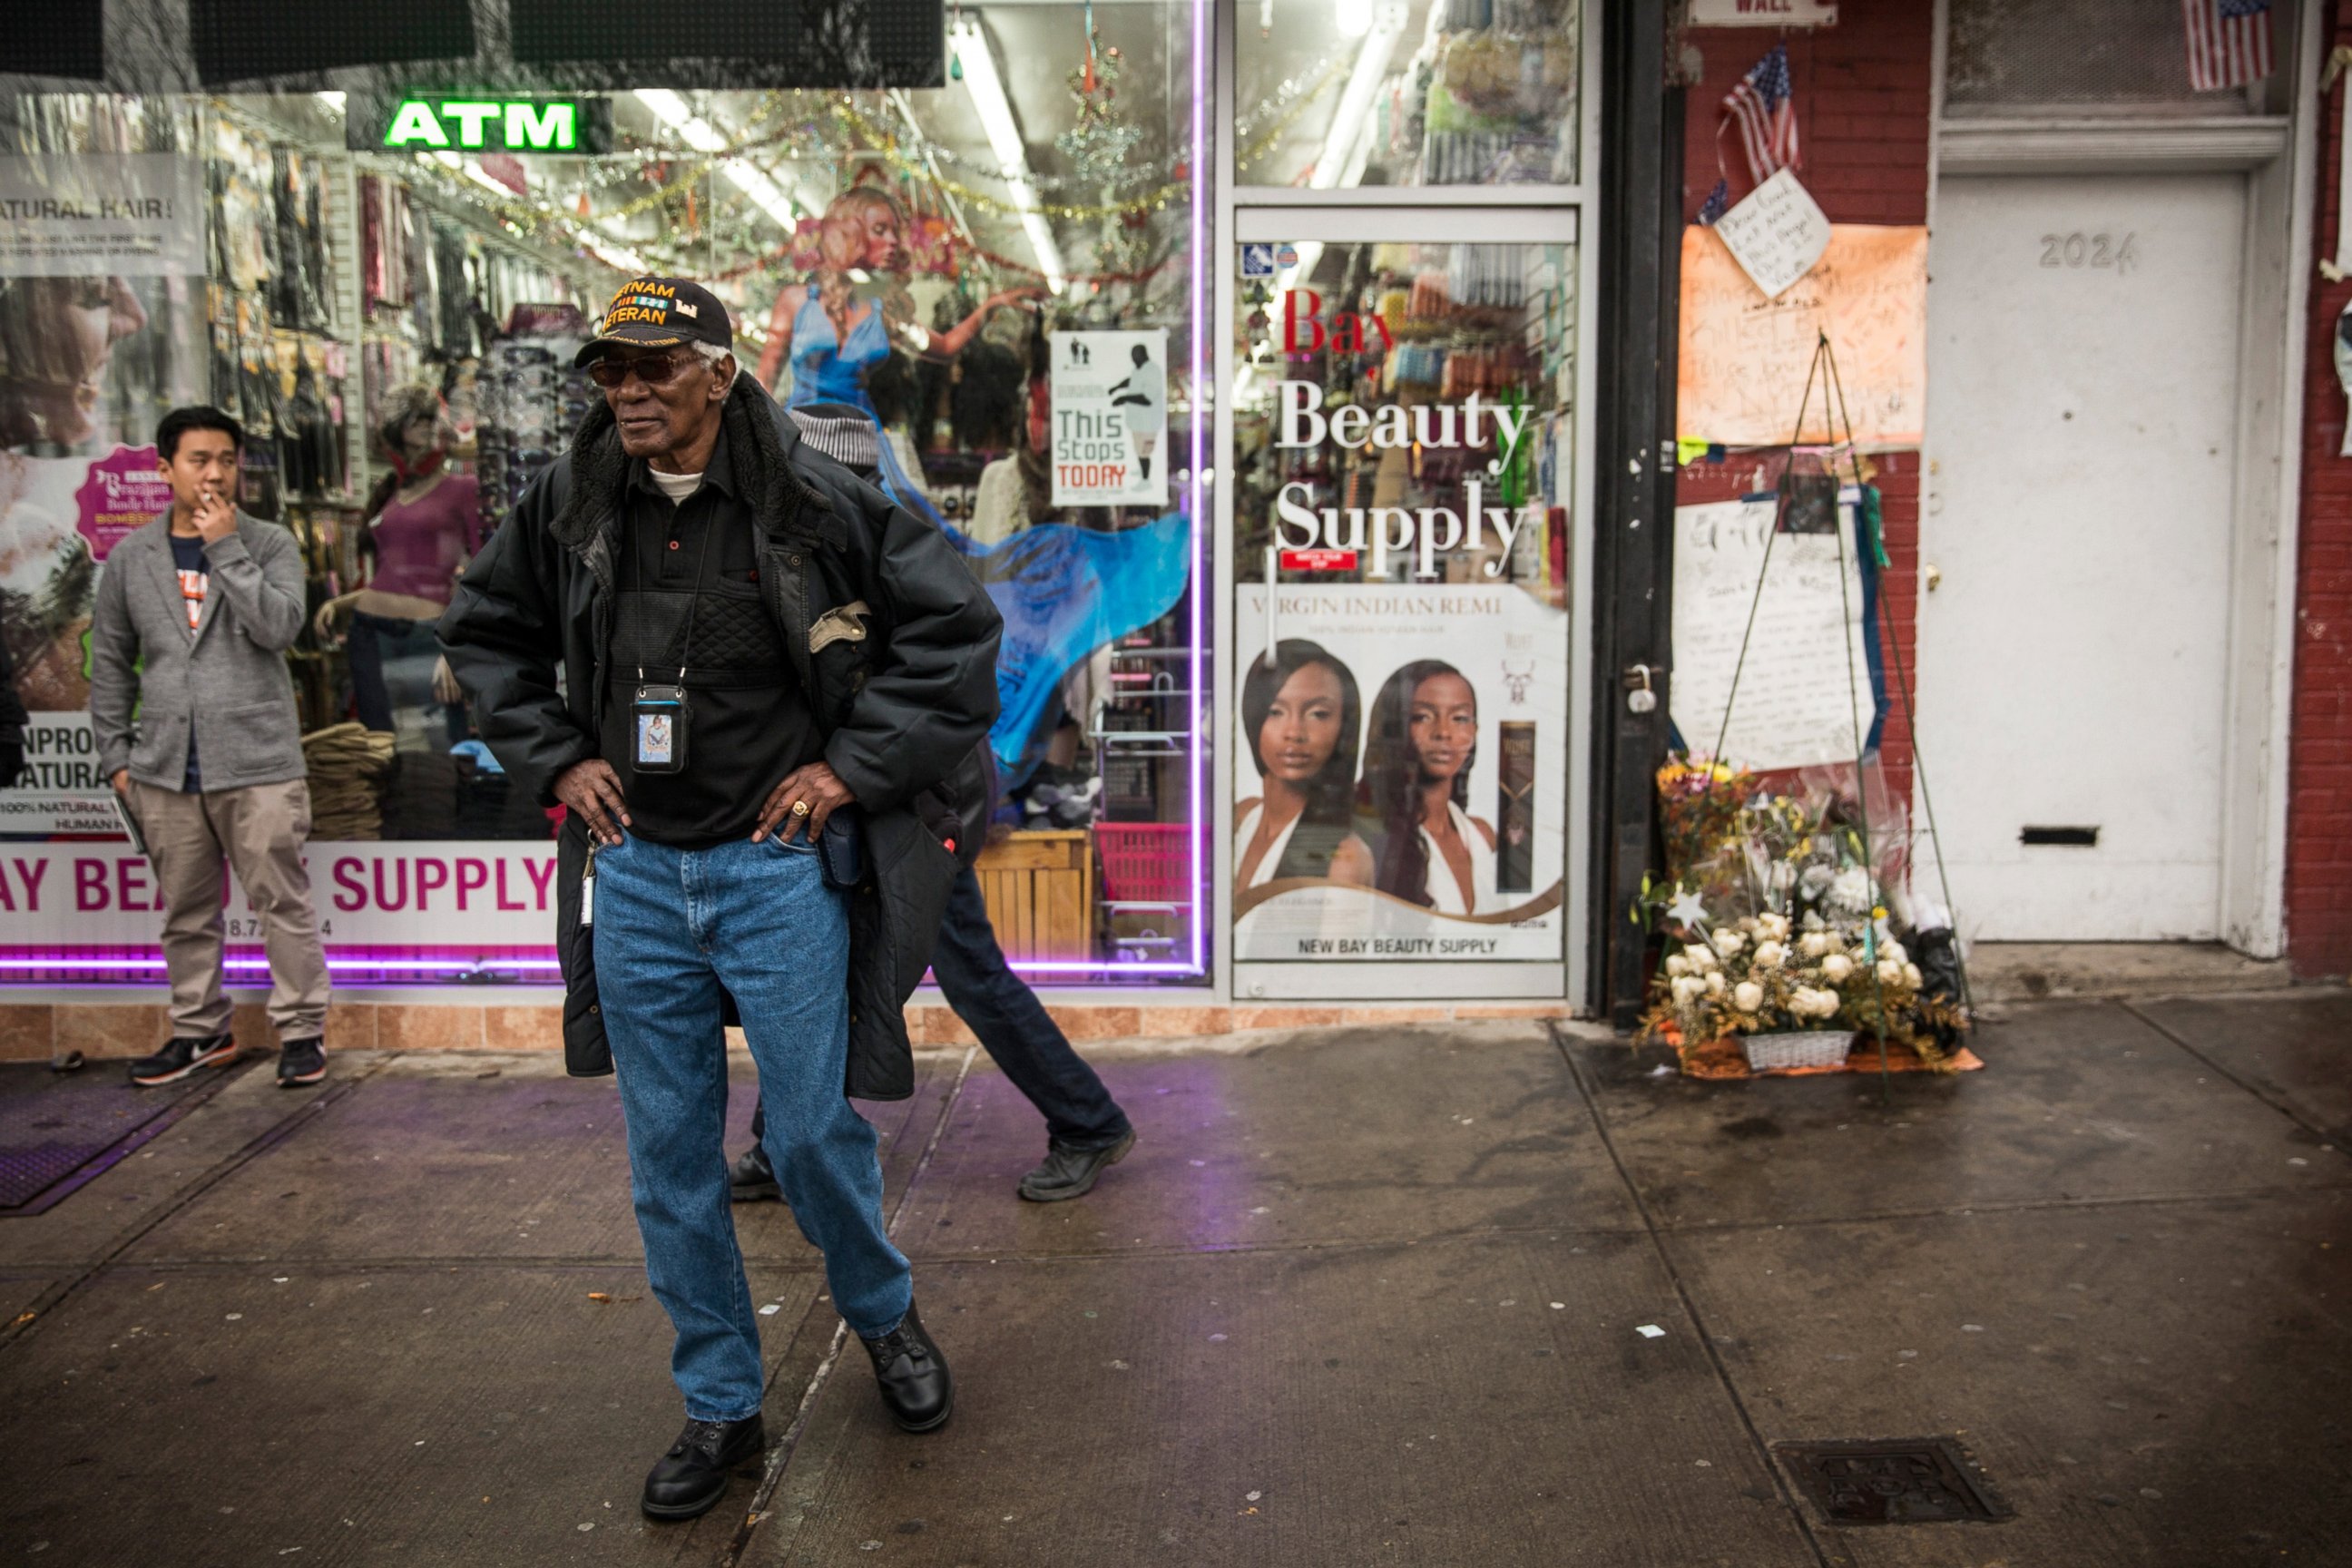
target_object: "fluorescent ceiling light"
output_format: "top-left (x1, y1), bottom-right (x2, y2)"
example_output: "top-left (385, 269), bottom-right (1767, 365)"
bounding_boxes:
top-left (1310, 0), bottom-right (1406, 191)
top-left (949, 16), bottom-right (1067, 295)
top-left (634, 89), bottom-right (799, 237)
top-left (1334, 0), bottom-right (1373, 37)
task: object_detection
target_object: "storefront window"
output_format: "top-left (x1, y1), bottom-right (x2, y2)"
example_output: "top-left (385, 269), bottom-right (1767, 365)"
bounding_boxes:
top-left (0, 0), bottom-right (1206, 985)
top-left (1230, 234), bottom-right (1573, 983)
top-left (1235, 0), bottom-right (1581, 191)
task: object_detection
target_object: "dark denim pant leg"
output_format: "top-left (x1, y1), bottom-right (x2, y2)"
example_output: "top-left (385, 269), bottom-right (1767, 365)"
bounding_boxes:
top-left (930, 862), bottom-right (1131, 1149)
top-left (347, 612), bottom-right (396, 732)
top-left (592, 833), bottom-right (768, 1421)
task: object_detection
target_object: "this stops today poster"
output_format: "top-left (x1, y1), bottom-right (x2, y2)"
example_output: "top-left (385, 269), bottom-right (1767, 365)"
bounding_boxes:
top-left (1047, 329), bottom-right (1170, 509)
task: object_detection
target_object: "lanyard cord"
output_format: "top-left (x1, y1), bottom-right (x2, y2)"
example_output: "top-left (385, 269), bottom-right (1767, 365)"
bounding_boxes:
top-left (636, 490), bottom-right (719, 686)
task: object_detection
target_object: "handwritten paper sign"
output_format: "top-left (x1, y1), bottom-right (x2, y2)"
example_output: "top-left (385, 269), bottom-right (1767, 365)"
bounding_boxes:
top-left (1713, 169), bottom-right (1830, 299)
top-left (1669, 497), bottom-right (1879, 771)
top-left (1677, 223), bottom-right (1928, 446)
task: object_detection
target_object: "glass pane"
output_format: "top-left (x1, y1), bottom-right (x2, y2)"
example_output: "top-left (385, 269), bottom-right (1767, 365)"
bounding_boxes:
top-left (1946, 0), bottom-right (2252, 117)
top-left (1230, 237), bottom-right (1574, 969)
top-left (0, 4), bottom-right (1206, 985)
top-left (1236, 0), bottom-right (1581, 190)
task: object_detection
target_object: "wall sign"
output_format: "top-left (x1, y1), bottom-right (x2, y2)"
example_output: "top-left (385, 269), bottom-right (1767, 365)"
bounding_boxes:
top-left (349, 96), bottom-right (615, 154)
top-left (1688, 0), bottom-right (1838, 24)
top-left (1048, 329), bottom-right (1170, 508)
top-left (1712, 168), bottom-right (1830, 299)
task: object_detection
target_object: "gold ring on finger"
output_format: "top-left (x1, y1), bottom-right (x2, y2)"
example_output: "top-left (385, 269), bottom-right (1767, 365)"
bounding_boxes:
top-left (791, 799), bottom-right (812, 817)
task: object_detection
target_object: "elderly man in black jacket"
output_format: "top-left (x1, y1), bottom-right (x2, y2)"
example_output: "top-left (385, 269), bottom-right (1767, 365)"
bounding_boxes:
top-left (440, 279), bottom-right (999, 1523)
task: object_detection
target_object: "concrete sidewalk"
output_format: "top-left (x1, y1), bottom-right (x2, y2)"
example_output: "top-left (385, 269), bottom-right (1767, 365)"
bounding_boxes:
top-left (2, 989), bottom-right (2347, 1566)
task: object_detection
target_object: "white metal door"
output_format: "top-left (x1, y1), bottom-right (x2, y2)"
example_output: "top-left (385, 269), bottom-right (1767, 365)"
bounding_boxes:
top-left (1918, 173), bottom-right (2242, 940)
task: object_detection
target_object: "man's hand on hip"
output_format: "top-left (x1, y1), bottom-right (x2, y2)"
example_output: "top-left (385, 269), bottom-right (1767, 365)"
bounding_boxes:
top-left (554, 759), bottom-right (631, 846)
top-left (755, 762), bottom-right (855, 845)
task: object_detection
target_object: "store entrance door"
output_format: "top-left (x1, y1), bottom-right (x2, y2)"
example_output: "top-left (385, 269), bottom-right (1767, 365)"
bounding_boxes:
top-left (1223, 206), bottom-right (1589, 1002)
top-left (1918, 172), bottom-right (2243, 940)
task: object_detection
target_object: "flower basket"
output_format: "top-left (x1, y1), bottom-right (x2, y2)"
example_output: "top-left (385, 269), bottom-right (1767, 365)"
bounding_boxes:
top-left (1739, 1030), bottom-right (1856, 1073)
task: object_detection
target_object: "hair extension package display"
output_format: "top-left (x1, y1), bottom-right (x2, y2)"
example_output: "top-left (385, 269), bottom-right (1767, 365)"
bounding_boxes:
top-left (1233, 583), bottom-right (1568, 963)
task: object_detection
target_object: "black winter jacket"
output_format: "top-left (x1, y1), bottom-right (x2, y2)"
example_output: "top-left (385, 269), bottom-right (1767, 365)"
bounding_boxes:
top-left (438, 381), bottom-right (1002, 1097)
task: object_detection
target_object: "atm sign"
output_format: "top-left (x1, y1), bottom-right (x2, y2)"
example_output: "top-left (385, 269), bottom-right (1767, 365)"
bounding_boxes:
top-left (358, 97), bottom-right (613, 155)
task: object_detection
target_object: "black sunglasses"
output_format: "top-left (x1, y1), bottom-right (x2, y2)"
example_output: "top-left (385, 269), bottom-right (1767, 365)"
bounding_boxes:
top-left (585, 352), bottom-right (700, 389)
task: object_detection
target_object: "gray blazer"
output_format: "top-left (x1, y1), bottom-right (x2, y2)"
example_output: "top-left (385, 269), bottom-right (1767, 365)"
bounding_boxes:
top-left (89, 512), bottom-right (309, 792)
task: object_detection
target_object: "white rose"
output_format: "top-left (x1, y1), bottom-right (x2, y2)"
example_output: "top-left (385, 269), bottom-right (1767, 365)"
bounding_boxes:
top-left (1705, 972), bottom-right (1726, 995)
top-left (1822, 954), bottom-right (1855, 983)
top-left (1713, 931), bottom-right (1746, 957)
top-left (1671, 975), bottom-right (1706, 1004)
top-left (1879, 939), bottom-right (1907, 966)
top-left (1904, 962), bottom-right (1924, 988)
top-left (1732, 981), bottom-right (1765, 1012)
top-left (1792, 986), bottom-right (1838, 1019)
top-left (1798, 932), bottom-right (1829, 958)
top-left (1688, 943), bottom-right (1718, 972)
top-left (1877, 959), bottom-right (1905, 985)
top-left (1665, 953), bottom-right (1690, 977)
top-left (1752, 941), bottom-right (1785, 968)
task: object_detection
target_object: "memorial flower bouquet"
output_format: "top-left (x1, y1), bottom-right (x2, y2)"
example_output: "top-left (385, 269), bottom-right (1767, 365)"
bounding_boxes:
top-left (1641, 754), bottom-right (1965, 1072)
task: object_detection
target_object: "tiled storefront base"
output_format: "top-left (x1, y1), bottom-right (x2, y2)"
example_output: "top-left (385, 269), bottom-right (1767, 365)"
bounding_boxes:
top-left (0, 997), bottom-right (1575, 1062)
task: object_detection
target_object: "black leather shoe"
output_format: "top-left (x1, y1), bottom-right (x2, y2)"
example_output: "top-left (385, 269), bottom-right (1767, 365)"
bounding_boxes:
top-left (128, 1034), bottom-right (237, 1087)
top-left (1017, 1129), bottom-right (1135, 1202)
top-left (729, 1144), bottom-right (782, 1202)
top-left (641, 1414), bottom-right (765, 1521)
top-left (276, 1037), bottom-right (326, 1088)
top-left (861, 1303), bottom-right (952, 1433)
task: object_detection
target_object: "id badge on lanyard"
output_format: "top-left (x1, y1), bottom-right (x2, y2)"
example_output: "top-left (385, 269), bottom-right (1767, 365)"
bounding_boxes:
top-left (632, 682), bottom-right (689, 772)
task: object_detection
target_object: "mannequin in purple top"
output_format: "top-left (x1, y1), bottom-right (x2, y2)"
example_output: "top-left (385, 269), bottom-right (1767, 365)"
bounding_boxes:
top-left (313, 387), bottom-right (482, 742)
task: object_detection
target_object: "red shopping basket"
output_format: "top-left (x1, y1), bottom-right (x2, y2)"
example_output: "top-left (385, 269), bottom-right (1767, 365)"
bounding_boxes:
top-left (1094, 822), bottom-right (1190, 906)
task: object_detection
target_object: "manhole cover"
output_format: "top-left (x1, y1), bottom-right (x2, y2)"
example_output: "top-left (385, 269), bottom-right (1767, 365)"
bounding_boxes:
top-left (1773, 1437), bottom-right (2013, 1525)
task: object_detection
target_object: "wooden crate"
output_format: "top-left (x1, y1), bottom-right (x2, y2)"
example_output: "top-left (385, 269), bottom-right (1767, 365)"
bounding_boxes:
top-left (973, 829), bottom-right (1095, 962)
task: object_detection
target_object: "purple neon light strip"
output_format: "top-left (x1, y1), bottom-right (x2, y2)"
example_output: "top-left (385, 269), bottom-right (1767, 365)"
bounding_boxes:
top-left (1190, 0), bottom-right (1208, 976)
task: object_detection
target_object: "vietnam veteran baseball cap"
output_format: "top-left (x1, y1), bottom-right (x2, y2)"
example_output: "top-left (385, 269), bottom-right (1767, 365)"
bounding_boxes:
top-left (573, 277), bottom-right (734, 367)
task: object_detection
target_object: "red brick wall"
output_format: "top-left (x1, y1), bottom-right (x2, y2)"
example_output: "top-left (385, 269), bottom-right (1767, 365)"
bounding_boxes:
top-left (2290, 3), bottom-right (2352, 978)
top-left (1672, 3), bottom-right (1936, 808)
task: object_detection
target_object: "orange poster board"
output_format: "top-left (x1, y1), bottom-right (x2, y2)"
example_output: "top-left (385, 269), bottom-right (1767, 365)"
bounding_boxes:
top-left (1676, 223), bottom-right (1929, 447)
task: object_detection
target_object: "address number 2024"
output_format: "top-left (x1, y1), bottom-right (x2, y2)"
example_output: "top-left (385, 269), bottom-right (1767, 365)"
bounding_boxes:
top-left (2040, 231), bottom-right (2138, 274)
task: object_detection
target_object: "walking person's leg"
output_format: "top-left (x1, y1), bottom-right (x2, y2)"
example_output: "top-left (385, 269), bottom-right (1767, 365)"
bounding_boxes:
top-left (211, 779), bottom-right (331, 1084)
top-left (704, 837), bottom-right (947, 1431)
top-left (127, 781), bottom-right (241, 1084)
top-left (928, 863), bottom-right (1134, 1200)
top-left (592, 832), bottom-right (772, 1519)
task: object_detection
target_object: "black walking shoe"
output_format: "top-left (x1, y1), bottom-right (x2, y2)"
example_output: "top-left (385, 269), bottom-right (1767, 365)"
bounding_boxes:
top-left (276, 1037), bottom-right (326, 1087)
top-left (641, 1414), bottom-right (765, 1521)
top-left (729, 1144), bottom-right (782, 1202)
top-left (861, 1303), bottom-right (953, 1433)
top-left (127, 1034), bottom-right (237, 1087)
top-left (1017, 1129), bottom-right (1136, 1202)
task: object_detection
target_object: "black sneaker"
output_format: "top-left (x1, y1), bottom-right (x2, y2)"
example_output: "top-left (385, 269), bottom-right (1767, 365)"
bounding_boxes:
top-left (1017, 1129), bottom-right (1136, 1202)
top-left (861, 1302), bottom-right (953, 1433)
top-left (276, 1037), bottom-right (326, 1088)
top-left (729, 1144), bottom-right (782, 1203)
top-left (641, 1414), bottom-right (765, 1521)
top-left (127, 1034), bottom-right (237, 1087)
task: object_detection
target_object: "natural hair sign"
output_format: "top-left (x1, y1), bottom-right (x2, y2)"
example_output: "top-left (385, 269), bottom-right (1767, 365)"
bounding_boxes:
top-left (1231, 583), bottom-right (1567, 964)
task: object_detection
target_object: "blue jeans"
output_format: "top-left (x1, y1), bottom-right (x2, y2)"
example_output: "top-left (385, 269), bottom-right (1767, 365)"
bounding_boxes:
top-left (593, 830), bottom-right (911, 1422)
top-left (752, 863), bottom-right (1131, 1154)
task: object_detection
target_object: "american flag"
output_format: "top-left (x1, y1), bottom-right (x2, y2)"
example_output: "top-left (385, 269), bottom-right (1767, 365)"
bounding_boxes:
top-left (1723, 44), bottom-right (1799, 186)
top-left (2182, 0), bottom-right (2274, 93)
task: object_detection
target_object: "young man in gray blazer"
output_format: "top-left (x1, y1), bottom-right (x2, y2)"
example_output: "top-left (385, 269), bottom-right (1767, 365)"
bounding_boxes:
top-left (90, 407), bottom-right (330, 1088)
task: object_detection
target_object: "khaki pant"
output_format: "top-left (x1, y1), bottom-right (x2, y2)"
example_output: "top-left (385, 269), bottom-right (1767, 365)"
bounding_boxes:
top-left (131, 779), bottom-right (330, 1043)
